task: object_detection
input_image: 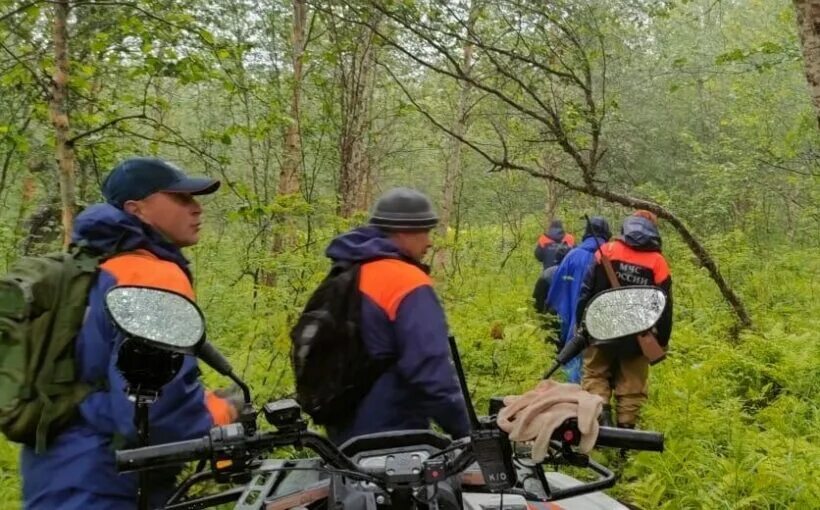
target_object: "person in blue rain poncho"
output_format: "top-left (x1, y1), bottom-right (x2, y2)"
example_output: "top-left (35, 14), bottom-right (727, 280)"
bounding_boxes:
top-left (545, 217), bottom-right (611, 383)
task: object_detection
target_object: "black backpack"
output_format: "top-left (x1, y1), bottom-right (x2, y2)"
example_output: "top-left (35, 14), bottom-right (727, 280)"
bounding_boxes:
top-left (532, 265), bottom-right (558, 314)
top-left (542, 241), bottom-right (571, 268)
top-left (554, 242), bottom-right (571, 266)
top-left (290, 261), bottom-right (392, 426)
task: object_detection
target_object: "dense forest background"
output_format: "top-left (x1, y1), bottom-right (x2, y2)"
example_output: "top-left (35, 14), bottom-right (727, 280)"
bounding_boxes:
top-left (1, 0), bottom-right (819, 508)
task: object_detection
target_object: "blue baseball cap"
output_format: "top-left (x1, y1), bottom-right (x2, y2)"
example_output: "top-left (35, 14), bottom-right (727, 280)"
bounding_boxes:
top-left (102, 157), bottom-right (220, 208)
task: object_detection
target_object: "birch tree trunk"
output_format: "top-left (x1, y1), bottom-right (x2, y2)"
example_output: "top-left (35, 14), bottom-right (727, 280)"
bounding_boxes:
top-left (437, 4), bottom-right (477, 238)
top-left (279, 0), bottom-right (306, 197)
top-left (50, 0), bottom-right (76, 249)
top-left (337, 20), bottom-right (379, 217)
top-left (794, 0), bottom-right (820, 128)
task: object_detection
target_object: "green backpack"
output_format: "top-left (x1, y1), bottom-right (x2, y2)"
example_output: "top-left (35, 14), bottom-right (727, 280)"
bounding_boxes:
top-left (0, 247), bottom-right (103, 452)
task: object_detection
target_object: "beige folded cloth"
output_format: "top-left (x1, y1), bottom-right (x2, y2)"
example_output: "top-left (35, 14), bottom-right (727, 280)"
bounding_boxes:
top-left (496, 380), bottom-right (603, 462)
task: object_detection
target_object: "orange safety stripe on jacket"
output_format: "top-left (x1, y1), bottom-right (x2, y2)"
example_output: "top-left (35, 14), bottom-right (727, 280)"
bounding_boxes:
top-left (359, 258), bottom-right (432, 320)
top-left (595, 241), bottom-right (670, 284)
top-left (100, 249), bottom-right (195, 300)
top-left (538, 233), bottom-right (575, 248)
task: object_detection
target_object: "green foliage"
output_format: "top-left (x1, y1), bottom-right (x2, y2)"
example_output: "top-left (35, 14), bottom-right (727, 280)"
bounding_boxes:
top-left (0, 0), bottom-right (818, 506)
top-left (1, 215), bottom-right (819, 507)
top-left (0, 439), bottom-right (20, 508)
top-left (196, 222), bottom-right (820, 507)
top-left (609, 239), bottom-right (820, 508)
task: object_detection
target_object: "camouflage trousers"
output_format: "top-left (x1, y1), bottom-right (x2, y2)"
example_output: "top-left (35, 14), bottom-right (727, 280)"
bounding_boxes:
top-left (581, 345), bottom-right (649, 426)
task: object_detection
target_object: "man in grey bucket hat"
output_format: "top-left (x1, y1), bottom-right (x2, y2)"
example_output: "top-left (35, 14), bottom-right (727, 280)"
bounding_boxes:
top-left (321, 188), bottom-right (470, 444)
top-left (366, 187), bottom-right (439, 261)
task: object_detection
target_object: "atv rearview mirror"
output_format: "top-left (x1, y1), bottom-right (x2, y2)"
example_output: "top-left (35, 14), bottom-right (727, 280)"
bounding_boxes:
top-left (583, 286), bottom-right (666, 342)
top-left (106, 285), bottom-right (257, 434)
top-left (543, 286), bottom-right (666, 380)
top-left (105, 286), bottom-right (205, 353)
top-left (106, 286), bottom-right (210, 510)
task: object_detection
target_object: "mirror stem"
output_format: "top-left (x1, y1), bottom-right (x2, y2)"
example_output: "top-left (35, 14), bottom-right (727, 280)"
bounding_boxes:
top-left (198, 341), bottom-right (251, 404)
top-left (226, 374), bottom-right (257, 435)
top-left (542, 361), bottom-right (560, 380)
top-left (227, 373), bottom-right (252, 405)
top-left (133, 395), bottom-right (152, 510)
top-left (199, 341), bottom-right (234, 375)
top-left (543, 333), bottom-right (589, 380)
top-left (198, 341), bottom-right (257, 433)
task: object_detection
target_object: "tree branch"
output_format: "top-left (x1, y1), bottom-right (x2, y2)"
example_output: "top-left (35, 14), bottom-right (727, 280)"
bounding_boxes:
top-left (0, 115), bottom-right (33, 201)
top-left (0, 40), bottom-right (50, 98)
top-left (426, 3), bottom-right (585, 86)
top-left (0, 1), bottom-right (43, 23)
top-left (67, 113), bottom-right (148, 145)
top-left (378, 62), bottom-right (499, 169)
top-left (329, 3), bottom-right (563, 140)
top-left (383, 60), bottom-right (752, 328)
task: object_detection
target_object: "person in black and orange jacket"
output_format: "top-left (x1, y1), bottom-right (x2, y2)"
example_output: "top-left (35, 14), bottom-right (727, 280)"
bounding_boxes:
top-left (534, 219), bottom-right (576, 269)
top-left (575, 210), bottom-right (673, 428)
top-left (323, 188), bottom-right (471, 445)
top-left (21, 158), bottom-right (239, 509)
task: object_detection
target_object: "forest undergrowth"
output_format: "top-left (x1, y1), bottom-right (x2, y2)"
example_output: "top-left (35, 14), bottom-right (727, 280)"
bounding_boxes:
top-left (0, 220), bottom-right (817, 509)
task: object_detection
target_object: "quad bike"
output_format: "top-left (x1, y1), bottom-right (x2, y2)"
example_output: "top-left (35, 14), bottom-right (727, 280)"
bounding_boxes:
top-left (104, 285), bottom-right (668, 510)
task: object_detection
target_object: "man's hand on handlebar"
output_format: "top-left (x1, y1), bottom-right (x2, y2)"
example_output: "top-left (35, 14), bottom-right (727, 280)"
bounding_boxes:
top-left (205, 387), bottom-right (242, 425)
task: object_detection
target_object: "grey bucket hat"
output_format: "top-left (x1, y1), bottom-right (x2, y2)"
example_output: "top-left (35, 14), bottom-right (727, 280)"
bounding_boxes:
top-left (368, 187), bottom-right (439, 231)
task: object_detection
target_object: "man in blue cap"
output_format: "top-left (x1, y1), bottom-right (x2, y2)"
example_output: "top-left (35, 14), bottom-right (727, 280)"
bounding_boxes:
top-left (21, 157), bottom-right (238, 509)
top-left (546, 217), bottom-right (612, 384)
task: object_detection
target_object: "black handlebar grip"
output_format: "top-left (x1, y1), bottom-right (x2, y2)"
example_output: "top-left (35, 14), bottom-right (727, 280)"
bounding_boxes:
top-left (116, 437), bottom-right (211, 473)
top-left (595, 426), bottom-right (664, 452)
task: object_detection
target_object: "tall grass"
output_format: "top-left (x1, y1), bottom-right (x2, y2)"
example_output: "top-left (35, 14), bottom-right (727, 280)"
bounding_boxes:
top-left (0, 221), bottom-right (817, 508)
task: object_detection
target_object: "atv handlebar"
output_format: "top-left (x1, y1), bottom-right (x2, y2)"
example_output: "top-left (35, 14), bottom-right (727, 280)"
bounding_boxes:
top-left (595, 425), bottom-right (664, 451)
top-left (117, 424), bottom-right (359, 474)
top-left (117, 436), bottom-right (212, 472)
top-left (117, 421), bottom-right (663, 476)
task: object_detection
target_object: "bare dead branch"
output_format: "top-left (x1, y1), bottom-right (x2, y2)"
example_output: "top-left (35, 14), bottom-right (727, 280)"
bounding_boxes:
top-left (67, 113), bottom-right (148, 145)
